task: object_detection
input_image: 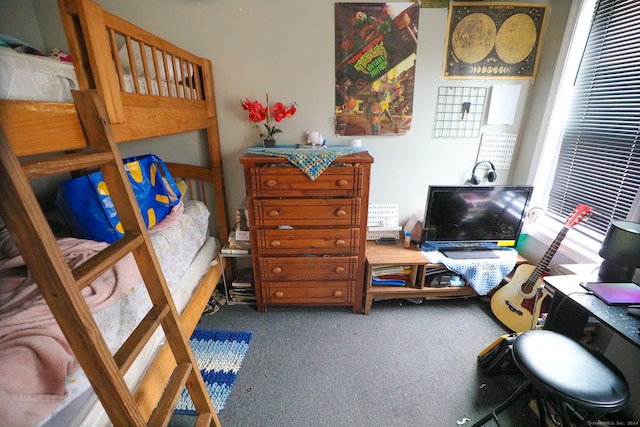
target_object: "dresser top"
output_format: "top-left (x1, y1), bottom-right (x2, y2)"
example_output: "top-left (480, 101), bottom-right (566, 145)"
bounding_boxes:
top-left (240, 150), bottom-right (374, 165)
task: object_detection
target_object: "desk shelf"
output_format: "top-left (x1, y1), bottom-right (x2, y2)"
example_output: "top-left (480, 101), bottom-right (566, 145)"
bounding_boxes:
top-left (364, 241), bottom-right (526, 314)
top-left (364, 241), bottom-right (478, 314)
top-left (219, 251), bottom-right (255, 305)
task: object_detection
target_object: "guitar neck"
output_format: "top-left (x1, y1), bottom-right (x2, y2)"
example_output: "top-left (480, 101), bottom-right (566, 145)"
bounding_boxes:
top-left (527, 226), bottom-right (569, 285)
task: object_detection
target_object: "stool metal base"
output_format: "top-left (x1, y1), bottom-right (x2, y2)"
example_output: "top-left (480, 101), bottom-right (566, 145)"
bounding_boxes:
top-left (471, 380), bottom-right (534, 427)
top-left (472, 378), bottom-right (608, 427)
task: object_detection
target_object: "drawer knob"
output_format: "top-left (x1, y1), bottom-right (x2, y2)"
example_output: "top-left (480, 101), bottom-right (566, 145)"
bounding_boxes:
top-left (265, 179), bottom-right (277, 187)
top-left (270, 240), bottom-right (281, 247)
top-left (335, 209), bottom-right (346, 217)
top-left (274, 291), bottom-right (284, 298)
top-left (337, 179), bottom-right (349, 187)
top-left (272, 267), bottom-right (282, 274)
top-left (333, 290), bottom-right (344, 297)
top-left (335, 266), bottom-right (345, 273)
top-left (268, 210), bottom-right (280, 217)
top-left (335, 239), bottom-right (346, 246)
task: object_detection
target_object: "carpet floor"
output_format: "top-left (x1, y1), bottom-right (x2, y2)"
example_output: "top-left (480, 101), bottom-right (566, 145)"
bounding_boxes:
top-left (170, 297), bottom-right (539, 427)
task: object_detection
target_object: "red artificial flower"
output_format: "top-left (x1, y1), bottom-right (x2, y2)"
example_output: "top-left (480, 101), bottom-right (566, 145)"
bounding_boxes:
top-left (241, 94), bottom-right (297, 138)
top-left (241, 98), bottom-right (267, 123)
top-left (272, 102), bottom-right (297, 123)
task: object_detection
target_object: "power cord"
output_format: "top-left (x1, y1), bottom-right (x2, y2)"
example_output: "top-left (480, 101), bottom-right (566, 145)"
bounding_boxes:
top-left (545, 290), bottom-right (594, 328)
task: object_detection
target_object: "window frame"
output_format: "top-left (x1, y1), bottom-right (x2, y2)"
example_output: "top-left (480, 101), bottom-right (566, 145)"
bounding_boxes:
top-left (528, 0), bottom-right (640, 265)
top-left (526, 0), bottom-right (601, 264)
top-left (548, 0), bottom-right (640, 237)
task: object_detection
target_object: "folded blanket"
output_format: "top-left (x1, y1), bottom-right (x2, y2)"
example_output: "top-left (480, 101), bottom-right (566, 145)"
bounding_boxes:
top-left (0, 217), bottom-right (19, 259)
top-left (245, 146), bottom-right (368, 180)
top-left (422, 249), bottom-right (518, 296)
top-left (0, 238), bottom-right (141, 427)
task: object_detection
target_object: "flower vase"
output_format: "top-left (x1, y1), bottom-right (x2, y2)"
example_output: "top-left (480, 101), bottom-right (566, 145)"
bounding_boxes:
top-left (262, 136), bottom-right (276, 148)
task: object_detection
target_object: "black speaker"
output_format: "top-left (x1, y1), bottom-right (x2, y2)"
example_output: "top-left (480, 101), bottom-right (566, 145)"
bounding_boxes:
top-left (470, 161), bottom-right (497, 185)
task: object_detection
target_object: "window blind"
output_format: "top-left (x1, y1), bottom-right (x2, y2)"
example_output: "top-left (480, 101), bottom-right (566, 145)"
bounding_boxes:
top-left (548, 0), bottom-right (640, 236)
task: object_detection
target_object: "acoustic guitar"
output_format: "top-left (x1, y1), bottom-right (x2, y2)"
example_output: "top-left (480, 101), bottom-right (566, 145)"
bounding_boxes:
top-left (490, 204), bottom-right (592, 333)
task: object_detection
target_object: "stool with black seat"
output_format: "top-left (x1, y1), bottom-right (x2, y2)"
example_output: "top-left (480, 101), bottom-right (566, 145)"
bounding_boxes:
top-left (472, 329), bottom-right (629, 427)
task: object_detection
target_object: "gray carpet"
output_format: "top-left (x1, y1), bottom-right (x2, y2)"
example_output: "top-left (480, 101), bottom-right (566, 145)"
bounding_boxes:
top-left (170, 297), bottom-right (538, 427)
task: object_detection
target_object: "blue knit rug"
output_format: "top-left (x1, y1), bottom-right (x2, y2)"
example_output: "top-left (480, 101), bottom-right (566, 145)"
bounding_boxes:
top-left (174, 328), bottom-right (252, 415)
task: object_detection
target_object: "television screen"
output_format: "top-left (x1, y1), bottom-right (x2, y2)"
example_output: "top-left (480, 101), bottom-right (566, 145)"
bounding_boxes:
top-left (421, 185), bottom-right (533, 252)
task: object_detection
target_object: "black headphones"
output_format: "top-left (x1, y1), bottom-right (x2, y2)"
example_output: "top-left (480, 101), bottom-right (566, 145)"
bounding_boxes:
top-left (470, 161), bottom-right (497, 185)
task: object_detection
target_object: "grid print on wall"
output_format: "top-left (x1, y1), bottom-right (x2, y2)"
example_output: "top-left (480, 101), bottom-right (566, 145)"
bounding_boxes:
top-left (433, 86), bottom-right (487, 138)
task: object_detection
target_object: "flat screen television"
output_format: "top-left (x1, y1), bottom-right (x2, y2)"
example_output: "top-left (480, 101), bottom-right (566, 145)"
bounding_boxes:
top-left (420, 185), bottom-right (533, 253)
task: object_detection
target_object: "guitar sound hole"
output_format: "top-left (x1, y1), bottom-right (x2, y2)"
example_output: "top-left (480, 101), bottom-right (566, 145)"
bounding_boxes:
top-left (520, 281), bottom-right (535, 295)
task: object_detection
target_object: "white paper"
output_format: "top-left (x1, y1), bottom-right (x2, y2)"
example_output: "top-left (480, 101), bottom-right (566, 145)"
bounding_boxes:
top-left (487, 85), bottom-right (521, 125)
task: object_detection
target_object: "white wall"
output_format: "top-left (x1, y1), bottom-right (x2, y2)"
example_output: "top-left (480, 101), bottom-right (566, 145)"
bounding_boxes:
top-left (0, 0), bottom-right (43, 51)
top-left (9, 0), bottom-right (568, 229)
top-left (3, 0), bottom-right (573, 265)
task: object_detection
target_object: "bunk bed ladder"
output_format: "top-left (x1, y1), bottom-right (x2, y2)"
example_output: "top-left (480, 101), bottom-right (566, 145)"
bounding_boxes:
top-left (0, 90), bottom-right (220, 427)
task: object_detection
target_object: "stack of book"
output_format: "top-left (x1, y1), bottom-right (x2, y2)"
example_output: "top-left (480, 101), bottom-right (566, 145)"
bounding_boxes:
top-left (372, 265), bottom-right (412, 286)
top-left (228, 267), bottom-right (256, 303)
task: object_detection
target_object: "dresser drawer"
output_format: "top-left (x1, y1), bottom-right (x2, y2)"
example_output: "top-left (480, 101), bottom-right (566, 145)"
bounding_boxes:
top-left (248, 166), bottom-right (364, 198)
top-left (262, 281), bottom-right (354, 304)
top-left (259, 256), bottom-right (359, 281)
top-left (253, 198), bottom-right (361, 227)
top-left (256, 228), bottom-right (360, 255)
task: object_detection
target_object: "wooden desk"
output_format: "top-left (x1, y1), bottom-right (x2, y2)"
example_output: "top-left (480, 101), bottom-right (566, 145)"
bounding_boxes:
top-left (544, 275), bottom-right (640, 421)
top-left (364, 241), bottom-right (477, 315)
top-left (544, 275), bottom-right (640, 349)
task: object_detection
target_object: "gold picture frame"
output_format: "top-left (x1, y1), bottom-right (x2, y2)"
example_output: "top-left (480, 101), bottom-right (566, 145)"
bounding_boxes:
top-left (442, 2), bottom-right (548, 79)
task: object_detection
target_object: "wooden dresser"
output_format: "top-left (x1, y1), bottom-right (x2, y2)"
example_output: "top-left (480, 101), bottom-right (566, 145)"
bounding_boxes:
top-left (240, 151), bottom-right (373, 313)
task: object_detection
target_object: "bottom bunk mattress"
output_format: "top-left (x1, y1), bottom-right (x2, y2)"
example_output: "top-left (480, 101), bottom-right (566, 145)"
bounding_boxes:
top-left (0, 200), bottom-right (218, 426)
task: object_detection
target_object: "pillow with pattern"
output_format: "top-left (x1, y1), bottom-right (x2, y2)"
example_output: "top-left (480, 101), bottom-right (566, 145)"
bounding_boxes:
top-left (0, 34), bottom-right (44, 56)
top-left (48, 48), bottom-right (73, 63)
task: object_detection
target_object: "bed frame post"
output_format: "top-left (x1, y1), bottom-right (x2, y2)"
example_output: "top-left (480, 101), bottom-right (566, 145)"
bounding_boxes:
top-left (202, 59), bottom-right (230, 242)
top-left (59, 0), bottom-right (126, 123)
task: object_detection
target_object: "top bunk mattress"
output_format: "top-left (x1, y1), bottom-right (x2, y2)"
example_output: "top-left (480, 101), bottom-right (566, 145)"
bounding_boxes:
top-left (0, 46), bottom-right (189, 103)
top-left (0, 46), bottom-right (78, 103)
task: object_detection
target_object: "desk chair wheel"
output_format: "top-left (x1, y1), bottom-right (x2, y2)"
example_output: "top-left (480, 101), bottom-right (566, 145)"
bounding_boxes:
top-left (472, 329), bottom-right (629, 427)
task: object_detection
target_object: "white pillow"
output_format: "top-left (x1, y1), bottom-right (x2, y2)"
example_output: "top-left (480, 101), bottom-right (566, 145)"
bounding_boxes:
top-left (118, 42), bottom-right (185, 82)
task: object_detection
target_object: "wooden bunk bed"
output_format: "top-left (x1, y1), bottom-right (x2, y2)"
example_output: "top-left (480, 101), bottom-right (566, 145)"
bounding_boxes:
top-left (0, 0), bottom-right (229, 425)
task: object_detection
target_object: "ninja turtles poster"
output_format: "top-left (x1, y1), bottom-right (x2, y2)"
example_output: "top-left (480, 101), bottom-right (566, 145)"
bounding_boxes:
top-left (335, 2), bottom-right (419, 136)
